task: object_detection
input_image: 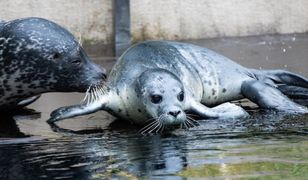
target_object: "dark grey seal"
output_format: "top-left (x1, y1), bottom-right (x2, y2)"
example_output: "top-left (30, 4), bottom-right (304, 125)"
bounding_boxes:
top-left (0, 17), bottom-right (106, 110)
top-left (48, 41), bottom-right (308, 133)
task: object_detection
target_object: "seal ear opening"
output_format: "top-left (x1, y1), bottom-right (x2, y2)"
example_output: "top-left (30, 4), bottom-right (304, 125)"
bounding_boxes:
top-left (52, 52), bottom-right (61, 61)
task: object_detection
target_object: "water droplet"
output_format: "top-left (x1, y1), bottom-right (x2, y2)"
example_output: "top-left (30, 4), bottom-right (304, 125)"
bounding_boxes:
top-left (282, 48), bottom-right (286, 52)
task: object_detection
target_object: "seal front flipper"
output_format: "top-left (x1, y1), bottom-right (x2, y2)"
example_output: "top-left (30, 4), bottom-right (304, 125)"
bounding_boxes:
top-left (17, 95), bottom-right (41, 108)
top-left (241, 80), bottom-right (308, 113)
top-left (47, 102), bottom-right (104, 124)
top-left (190, 101), bottom-right (249, 119)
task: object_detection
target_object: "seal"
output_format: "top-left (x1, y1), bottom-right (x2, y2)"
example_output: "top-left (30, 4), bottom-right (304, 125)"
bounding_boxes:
top-left (0, 17), bottom-right (107, 110)
top-left (48, 41), bottom-right (308, 133)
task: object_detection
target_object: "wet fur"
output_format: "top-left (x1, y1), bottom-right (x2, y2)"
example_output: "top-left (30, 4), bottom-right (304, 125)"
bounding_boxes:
top-left (48, 41), bottom-right (308, 133)
top-left (0, 17), bottom-right (106, 110)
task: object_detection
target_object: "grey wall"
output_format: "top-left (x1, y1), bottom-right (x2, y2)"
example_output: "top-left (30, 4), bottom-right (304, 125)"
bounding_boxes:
top-left (0, 0), bottom-right (113, 44)
top-left (131, 0), bottom-right (308, 42)
top-left (0, 0), bottom-right (307, 44)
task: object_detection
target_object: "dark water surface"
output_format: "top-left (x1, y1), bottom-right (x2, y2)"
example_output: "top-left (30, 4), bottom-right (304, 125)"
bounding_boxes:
top-left (0, 34), bottom-right (307, 179)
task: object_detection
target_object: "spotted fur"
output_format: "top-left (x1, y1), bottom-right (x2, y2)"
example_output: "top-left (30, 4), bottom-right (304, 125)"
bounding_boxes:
top-left (0, 17), bottom-right (106, 110)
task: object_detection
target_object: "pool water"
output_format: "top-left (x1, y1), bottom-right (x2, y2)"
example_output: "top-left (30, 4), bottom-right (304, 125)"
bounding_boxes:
top-left (0, 33), bottom-right (307, 179)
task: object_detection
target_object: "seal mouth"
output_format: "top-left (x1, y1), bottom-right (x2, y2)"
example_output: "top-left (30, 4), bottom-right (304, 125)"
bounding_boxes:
top-left (139, 114), bottom-right (199, 134)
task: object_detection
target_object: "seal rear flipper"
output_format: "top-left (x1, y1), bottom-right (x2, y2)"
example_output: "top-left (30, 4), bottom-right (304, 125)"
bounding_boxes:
top-left (190, 101), bottom-right (249, 119)
top-left (47, 102), bottom-right (104, 124)
top-left (252, 69), bottom-right (308, 88)
top-left (277, 85), bottom-right (308, 107)
top-left (241, 80), bottom-right (308, 113)
top-left (277, 85), bottom-right (308, 99)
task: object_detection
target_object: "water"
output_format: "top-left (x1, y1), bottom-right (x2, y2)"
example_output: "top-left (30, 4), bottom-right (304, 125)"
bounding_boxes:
top-left (0, 33), bottom-right (307, 179)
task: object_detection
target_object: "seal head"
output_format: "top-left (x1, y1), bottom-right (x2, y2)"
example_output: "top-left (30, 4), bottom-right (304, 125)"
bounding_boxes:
top-left (0, 17), bottom-right (107, 110)
top-left (136, 69), bottom-right (187, 126)
top-left (0, 17), bottom-right (106, 93)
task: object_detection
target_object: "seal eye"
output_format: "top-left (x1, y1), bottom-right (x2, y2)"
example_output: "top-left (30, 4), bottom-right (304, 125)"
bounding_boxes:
top-left (150, 94), bottom-right (162, 104)
top-left (71, 59), bottom-right (82, 65)
top-left (177, 91), bottom-right (184, 102)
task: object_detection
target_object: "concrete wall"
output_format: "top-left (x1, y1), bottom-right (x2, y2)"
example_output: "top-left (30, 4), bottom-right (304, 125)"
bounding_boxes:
top-left (131, 0), bottom-right (308, 41)
top-left (0, 0), bottom-right (113, 44)
top-left (0, 0), bottom-right (307, 44)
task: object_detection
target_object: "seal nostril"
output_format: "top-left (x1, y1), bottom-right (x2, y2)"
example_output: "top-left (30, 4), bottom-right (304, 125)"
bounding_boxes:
top-left (169, 110), bottom-right (181, 117)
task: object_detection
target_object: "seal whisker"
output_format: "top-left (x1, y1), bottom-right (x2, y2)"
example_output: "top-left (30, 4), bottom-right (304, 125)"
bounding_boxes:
top-left (155, 123), bottom-right (163, 133)
top-left (157, 114), bottom-right (164, 123)
top-left (185, 121), bottom-right (193, 128)
top-left (186, 117), bottom-right (195, 126)
top-left (183, 121), bottom-right (189, 129)
top-left (140, 123), bottom-right (157, 134)
top-left (139, 120), bottom-right (158, 134)
top-left (160, 123), bottom-right (165, 133)
top-left (97, 86), bottom-right (104, 96)
top-left (186, 115), bottom-right (200, 124)
top-left (153, 120), bottom-right (163, 133)
top-left (154, 115), bottom-right (164, 133)
top-left (149, 121), bottom-right (161, 134)
top-left (81, 87), bottom-right (90, 104)
top-left (88, 89), bottom-right (93, 104)
top-left (100, 85), bottom-right (108, 95)
top-left (185, 113), bottom-right (201, 119)
top-left (141, 115), bottom-right (164, 134)
top-left (186, 116), bottom-right (200, 127)
top-left (96, 83), bottom-right (109, 97)
top-left (91, 85), bottom-right (99, 103)
top-left (82, 84), bottom-right (94, 104)
top-left (89, 89), bottom-right (96, 104)
top-left (93, 86), bottom-right (100, 102)
top-left (86, 91), bottom-right (92, 105)
top-left (93, 85), bottom-right (99, 101)
top-left (181, 122), bottom-right (186, 129)
top-left (86, 84), bottom-right (96, 105)
top-left (150, 121), bottom-right (161, 133)
top-left (185, 119), bottom-right (195, 128)
top-left (90, 88), bottom-right (95, 103)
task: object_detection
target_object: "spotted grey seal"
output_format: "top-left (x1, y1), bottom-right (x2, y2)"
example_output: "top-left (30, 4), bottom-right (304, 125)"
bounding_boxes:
top-left (0, 17), bottom-right (106, 110)
top-left (48, 41), bottom-right (308, 133)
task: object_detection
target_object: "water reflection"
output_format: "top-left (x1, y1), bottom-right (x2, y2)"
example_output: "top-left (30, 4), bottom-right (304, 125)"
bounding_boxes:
top-left (0, 111), bottom-right (307, 179)
top-left (0, 130), bottom-right (189, 179)
top-left (0, 109), bottom-right (40, 138)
